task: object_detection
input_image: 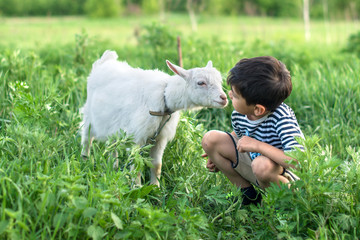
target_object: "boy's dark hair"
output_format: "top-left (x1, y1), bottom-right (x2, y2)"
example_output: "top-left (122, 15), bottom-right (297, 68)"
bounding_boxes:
top-left (227, 56), bottom-right (292, 112)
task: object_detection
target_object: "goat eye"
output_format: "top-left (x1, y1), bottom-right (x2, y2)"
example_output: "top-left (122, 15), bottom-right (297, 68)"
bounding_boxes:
top-left (197, 81), bottom-right (206, 86)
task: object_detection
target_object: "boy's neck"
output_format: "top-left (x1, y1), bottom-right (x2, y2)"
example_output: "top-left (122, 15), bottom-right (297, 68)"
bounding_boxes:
top-left (247, 111), bottom-right (270, 121)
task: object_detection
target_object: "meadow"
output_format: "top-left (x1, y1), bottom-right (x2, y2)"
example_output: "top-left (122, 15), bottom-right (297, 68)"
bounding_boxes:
top-left (0, 15), bottom-right (360, 239)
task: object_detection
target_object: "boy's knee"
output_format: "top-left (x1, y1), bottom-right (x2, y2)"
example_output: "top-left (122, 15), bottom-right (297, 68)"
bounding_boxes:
top-left (251, 156), bottom-right (274, 182)
top-left (202, 130), bottom-right (221, 152)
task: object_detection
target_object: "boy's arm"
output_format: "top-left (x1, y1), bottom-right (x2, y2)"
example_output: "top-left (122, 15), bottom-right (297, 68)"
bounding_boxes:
top-left (237, 136), bottom-right (297, 169)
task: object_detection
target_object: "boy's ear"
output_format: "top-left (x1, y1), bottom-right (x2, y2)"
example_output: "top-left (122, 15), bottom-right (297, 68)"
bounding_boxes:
top-left (254, 104), bottom-right (267, 116)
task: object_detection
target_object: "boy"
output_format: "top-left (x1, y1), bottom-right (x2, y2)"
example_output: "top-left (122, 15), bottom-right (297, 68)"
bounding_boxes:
top-left (201, 56), bottom-right (304, 206)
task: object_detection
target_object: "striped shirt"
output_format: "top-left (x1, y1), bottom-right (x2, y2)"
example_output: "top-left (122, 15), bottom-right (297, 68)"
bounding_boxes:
top-left (232, 103), bottom-right (304, 160)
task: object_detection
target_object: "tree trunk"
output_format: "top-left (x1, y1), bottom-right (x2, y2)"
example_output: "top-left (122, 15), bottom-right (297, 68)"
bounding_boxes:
top-left (322, 0), bottom-right (331, 44)
top-left (186, 0), bottom-right (198, 32)
top-left (303, 0), bottom-right (311, 42)
top-left (159, 0), bottom-right (165, 23)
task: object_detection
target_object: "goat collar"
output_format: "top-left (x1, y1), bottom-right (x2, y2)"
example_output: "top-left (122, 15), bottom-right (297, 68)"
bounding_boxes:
top-left (149, 83), bottom-right (174, 116)
top-left (149, 108), bottom-right (174, 116)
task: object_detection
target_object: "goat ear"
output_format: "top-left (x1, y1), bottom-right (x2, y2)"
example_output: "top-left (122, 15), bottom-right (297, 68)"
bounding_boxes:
top-left (166, 60), bottom-right (188, 79)
top-left (206, 61), bottom-right (213, 68)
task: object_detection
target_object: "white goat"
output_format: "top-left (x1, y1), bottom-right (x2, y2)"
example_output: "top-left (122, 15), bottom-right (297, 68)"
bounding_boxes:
top-left (80, 50), bottom-right (228, 187)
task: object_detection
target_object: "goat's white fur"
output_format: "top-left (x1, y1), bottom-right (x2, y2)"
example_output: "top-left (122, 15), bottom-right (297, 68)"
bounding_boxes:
top-left (81, 50), bottom-right (228, 186)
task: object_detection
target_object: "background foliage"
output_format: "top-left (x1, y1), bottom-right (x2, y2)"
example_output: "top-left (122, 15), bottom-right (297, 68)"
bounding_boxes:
top-left (0, 0), bottom-right (359, 20)
top-left (0, 14), bottom-right (360, 239)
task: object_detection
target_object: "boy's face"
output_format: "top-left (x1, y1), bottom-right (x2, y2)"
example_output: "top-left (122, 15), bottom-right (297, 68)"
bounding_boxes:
top-left (229, 87), bottom-right (255, 116)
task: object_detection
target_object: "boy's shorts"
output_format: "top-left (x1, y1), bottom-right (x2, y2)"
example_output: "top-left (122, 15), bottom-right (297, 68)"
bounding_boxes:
top-left (225, 132), bottom-right (300, 187)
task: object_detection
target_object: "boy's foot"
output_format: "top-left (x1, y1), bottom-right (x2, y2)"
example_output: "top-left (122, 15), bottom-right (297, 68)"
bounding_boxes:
top-left (226, 185), bottom-right (262, 207)
top-left (241, 185), bottom-right (262, 206)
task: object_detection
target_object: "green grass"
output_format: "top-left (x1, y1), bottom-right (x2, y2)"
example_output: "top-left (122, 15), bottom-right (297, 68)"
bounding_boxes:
top-left (0, 15), bottom-right (360, 239)
top-left (1, 14), bottom-right (359, 49)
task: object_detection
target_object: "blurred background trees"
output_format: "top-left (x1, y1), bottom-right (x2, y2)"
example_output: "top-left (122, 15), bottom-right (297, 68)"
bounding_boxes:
top-left (0, 0), bottom-right (358, 20)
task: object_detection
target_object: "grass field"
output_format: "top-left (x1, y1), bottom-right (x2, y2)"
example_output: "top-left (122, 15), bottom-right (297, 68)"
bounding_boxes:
top-left (1, 15), bottom-right (360, 49)
top-left (1, 15), bottom-right (360, 239)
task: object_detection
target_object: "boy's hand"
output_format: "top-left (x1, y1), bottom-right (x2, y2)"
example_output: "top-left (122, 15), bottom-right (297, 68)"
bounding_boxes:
top-left (237, 136), bottom-right (260, 153)
top-left (202, 153), bottom-right (219, 172)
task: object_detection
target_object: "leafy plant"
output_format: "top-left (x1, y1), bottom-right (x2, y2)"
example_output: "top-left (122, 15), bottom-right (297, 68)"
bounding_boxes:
top-left (84, 0), bottom-right (122, 18)
top-left (137, 23), bottom-right (179, 67)
top-left (344, 31), bottom-right (360, 57)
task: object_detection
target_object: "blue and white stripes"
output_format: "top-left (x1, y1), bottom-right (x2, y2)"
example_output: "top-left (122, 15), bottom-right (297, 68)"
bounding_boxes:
top-left (232, 103), bottom-right (304, 159)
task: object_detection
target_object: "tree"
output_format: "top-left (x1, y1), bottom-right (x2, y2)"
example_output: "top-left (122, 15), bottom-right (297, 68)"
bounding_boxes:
top-left (85, 0), bottom-right (122, 18)
top-left (186, 0), bottom-right (205, 32)
top-left (303, 0), bottom-right (311, 41)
